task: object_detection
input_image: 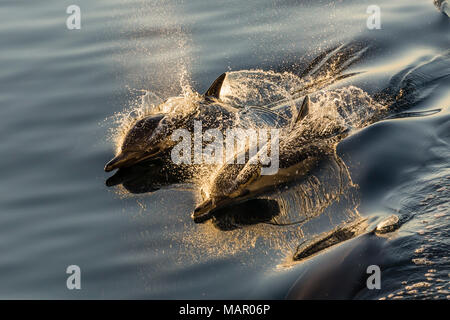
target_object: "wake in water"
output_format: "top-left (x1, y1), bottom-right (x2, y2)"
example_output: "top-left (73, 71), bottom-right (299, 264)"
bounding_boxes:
top-left (434, 0), bottom-right (450, 16)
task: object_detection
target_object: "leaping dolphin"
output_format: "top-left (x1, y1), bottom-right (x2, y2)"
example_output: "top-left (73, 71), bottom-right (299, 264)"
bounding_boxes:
top-left (105, 73), bottom-right (305, 172)
top-left (191, 96), bottom-right (350, 222)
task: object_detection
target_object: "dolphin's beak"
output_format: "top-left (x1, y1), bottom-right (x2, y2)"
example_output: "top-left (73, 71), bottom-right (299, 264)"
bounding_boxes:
top-left (191, 199), bottom-right (214, 223)
top-left (104, 150), bottom-right (158, 172)
top-left (105, 152), bottom-right (134, 172)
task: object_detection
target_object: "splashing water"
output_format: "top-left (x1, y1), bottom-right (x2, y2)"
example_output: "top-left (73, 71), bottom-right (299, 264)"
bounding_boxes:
top-left (107, 43), bottom-right (426, 263)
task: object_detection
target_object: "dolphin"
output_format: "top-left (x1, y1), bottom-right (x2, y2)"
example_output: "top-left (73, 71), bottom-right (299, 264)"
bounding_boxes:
top-left (105, 73), bottom-right (304, 172)
top-left (192, 97), bottom-right (351, 222)
top-left (287, 215), bottom-right (401, 299)
top-left (105, 73), bottom-right (231, 172)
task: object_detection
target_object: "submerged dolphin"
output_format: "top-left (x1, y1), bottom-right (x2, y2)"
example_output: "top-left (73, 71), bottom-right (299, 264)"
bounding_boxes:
top-left (287, 215), bottom-right (401, 299)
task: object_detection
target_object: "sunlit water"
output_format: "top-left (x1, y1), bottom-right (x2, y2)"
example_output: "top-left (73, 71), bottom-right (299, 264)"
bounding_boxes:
top-left (0, 0), bottom-right (448, 299)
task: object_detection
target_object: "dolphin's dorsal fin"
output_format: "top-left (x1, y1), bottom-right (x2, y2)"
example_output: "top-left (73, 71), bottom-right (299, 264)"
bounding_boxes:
top-left (294, 96), bottom-right (309, 123)
top-left (298, 95), bottom-right (310, 121)
top-left (204, 73), bottom-right (226, 100)
top-left (291, 95), bottom-right (310, 127)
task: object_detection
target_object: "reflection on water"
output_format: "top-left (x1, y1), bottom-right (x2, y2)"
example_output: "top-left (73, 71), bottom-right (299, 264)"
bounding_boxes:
top-left (106, 156), bottom-right (191, 193)
top-left (108, 147), bottom-right (361, 267)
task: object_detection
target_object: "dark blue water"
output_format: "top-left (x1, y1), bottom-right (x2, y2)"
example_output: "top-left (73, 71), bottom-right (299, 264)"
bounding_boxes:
top-left (0, 0), bottom-right (448, 299)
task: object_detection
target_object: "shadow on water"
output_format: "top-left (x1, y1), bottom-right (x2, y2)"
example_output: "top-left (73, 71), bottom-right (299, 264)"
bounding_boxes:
top-left (105, 154), bottom-right (190, 193)
top-left (209, 199), bottom-right (281, 231)
top-left (108, 148), bottom-right (364, 263)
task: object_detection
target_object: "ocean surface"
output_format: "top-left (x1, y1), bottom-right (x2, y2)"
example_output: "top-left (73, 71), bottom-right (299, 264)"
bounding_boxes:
top-left (0, 0), bottom-right (449, 299)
